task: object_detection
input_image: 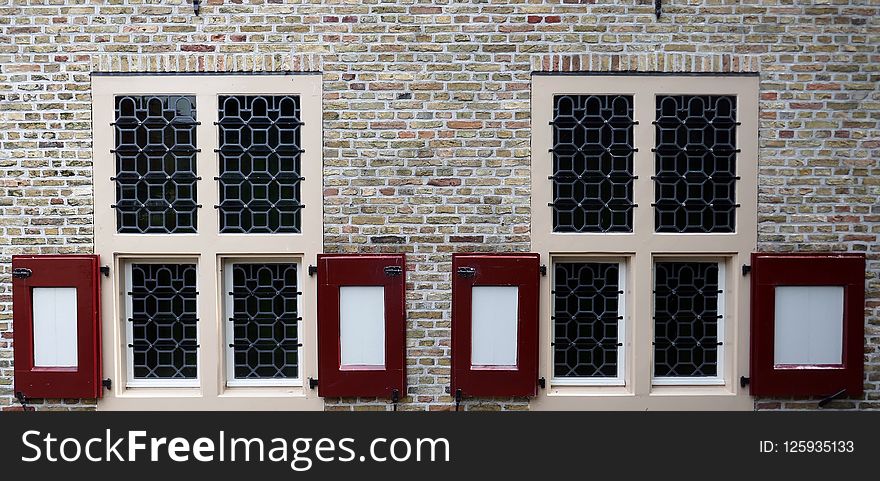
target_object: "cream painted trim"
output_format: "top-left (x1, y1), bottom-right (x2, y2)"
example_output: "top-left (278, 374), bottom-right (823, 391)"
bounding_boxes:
top-left (92, 74), bottom-right (323, 411)
top-left (530, 75), bottom-right (758, 411)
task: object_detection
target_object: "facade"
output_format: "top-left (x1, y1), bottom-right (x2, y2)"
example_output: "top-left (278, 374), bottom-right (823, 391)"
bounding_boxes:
top-left (0, 0), bottom-right (878, 411)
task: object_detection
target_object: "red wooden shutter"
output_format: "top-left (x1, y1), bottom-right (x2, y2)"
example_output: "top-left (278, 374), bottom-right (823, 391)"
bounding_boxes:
top-left (12, 255), bottom-right (102, 400)
top-left (316, 254), bottom-right (406, 398)
top-left (451, 253), bottom-right (540, 397)
top-left (749, 253), bottom-right (865, 398)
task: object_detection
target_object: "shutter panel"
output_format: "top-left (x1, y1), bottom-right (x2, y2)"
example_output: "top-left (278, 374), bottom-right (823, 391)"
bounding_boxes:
top-left (316, 254), bottom-right (406, 398)
top-left (749, 253), bottom-right (864, 398)
top-left (12, 255), bottom-right (102, 399)
top-left (451, 253), bottom-right (540, 397)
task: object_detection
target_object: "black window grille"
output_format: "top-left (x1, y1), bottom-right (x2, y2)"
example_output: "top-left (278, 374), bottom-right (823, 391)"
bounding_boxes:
top-left (553, 262), bottom-right (621, 378)
top-left (113, 96), bottom-right (199, 233)
top-left (654, 95), bottom-right (738, 233)
top-left (550, 95), bottom-right (636, 233)
top-left (130, 263), bottom-right (198, 379)
top-left (653, 262), bottom-right (720, 378)
top-left (229, 263), bottom-right (300, 379)
top-left (217, 95), bottom-right (304, 233)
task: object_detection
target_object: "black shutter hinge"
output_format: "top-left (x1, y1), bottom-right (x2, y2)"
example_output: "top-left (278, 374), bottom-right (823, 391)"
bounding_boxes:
top-left (740, 376), bottom-right (750, 388)
top-left (100, 266), bottom-right (110, 277)
top-left (539, 265), bottom-right (547, 277)
top-left (384, 265), bottom-right (403, 277)
top-left (12, 268), bottom-right (32, 279)
top-left (655, 0), bottom-right (662, 19)
top-left (742, 264), bottom-right (751, 276)
top-left (391, 388), bottom-right (400, 411)
top-left (192, 0), bottom-right (201, 16)
top-left (456, 267), bottom-right (476, 278)
top-left (454, 388), bottom-right (463, 411)
top-left (538, 377), bottom-right (546, 389)
top-left (308, 377), bottom-right (318, 390)
top-left (14, 391), bottom-right (28, 407)
top-left (818, 388), bottom-right (847, 408)
top-left (308, 265), bottom-right (317, 277)
top-left (102, 378), bottom-right (112, 390)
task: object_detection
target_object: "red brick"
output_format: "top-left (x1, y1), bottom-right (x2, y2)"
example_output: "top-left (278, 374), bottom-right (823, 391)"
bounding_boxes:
top-left (427, 178), bottom-right (462, 187)
top-left (447, 120), bottom-right (482, 129)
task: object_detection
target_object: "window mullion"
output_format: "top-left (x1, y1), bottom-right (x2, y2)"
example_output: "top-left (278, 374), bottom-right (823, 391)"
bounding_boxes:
top-left (198, 91), bottom-right (220, 241)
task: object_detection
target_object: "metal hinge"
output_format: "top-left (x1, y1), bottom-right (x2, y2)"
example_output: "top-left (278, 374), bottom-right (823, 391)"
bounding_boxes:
top-left (12, 268), bottom-right (32, 279)
top-left (742, 264), bottom-right (751, 276)
top-left (454, 388), bottom-right (463, 411)
top-left (384, 265), bottom-right (403, 277)
top-left (391, 388), bottom-right (400, 411)
top-left (456, 267), bottom-right (476, 278)
top-left (308, 377), bottom-right (318, 390)
top-left (740, 376), bottom-right (750, 388)
top-left (818, 388), bottom-right (847, 408)
top-left (538, 377), bottom-right (546, 389)
top-left (308, 265), bottom-right (317, 277)
top-left (102, 379), bottom-right (112, 391)
top-left (539, 265), bottom-right (547, 277)
top-left (100, 266), bottom-right (110, 277)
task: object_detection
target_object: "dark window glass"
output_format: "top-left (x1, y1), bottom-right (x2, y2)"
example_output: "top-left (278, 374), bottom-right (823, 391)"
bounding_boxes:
top-left (114, 96), bottom-right (198, 233)
top-left (229, 263), bottom-right (299, 379)
top-left (654, 95), bottom-right (738, 233)
top-left (217, 96), bottom-right (304, 233)
top-left (130, 263), bottom-right (198, 379)
top-left (653, 262), bottom-right (720, 377)
top-left (553, 262), bottom-right (621, 378)
top-left (551, 95), bottom-right (635, 232)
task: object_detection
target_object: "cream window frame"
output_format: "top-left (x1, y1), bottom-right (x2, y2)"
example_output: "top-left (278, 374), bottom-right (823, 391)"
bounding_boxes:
top-left (530, 74), bottom-right (758, 411)
top-left (92, 74), bottom-right (323, 411)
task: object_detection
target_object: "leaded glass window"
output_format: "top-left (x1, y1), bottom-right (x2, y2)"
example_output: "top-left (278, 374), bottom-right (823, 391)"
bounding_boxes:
top-left (129, 263), bottom-right (198, 379)
top-left (228, 263), bottom-right (300, 380)
top-left (653, 261), bottom-right (721, 378)
top-left (113, 96), bottom-right (199, 233)
top-left (217, 95), bottom-right (304, 233)
top-left (654, 95), bottom-right (738, 233)
top-left (550, 95), bottom-right (636, 233)
top-left (553, 262), bottom-right (622, 378)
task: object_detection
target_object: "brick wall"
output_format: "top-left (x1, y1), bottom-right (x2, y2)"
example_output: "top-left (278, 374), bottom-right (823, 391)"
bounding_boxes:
top-left (0, 0), bottom-right (877, 411)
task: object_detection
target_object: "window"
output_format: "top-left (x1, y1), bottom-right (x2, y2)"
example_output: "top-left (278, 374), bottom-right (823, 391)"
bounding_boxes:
top-left (531, 75), bottom-right (758, 410)
top-left (93, 74), bottom-right (323, 410)
top-left (224, 260), bottom-right (301, 386)
top-left (552, 261), bottom-right (626, 385)
top-left (652, 261), bottom-right (724, 384)
top-left (125, 262), bottom-right (199, 387)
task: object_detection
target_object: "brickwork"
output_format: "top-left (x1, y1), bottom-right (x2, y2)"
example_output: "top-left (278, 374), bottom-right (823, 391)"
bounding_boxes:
top-left (0, 0), bottom-right (877, 411)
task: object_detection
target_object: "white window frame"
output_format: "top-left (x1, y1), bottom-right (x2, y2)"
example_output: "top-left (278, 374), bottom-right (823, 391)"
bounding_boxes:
top-left (222, 257), bottom-right (303, 388)
top-left (550, 258), bottom-right (627, 387)
top-left (124, 259), bottom-right (201, 388)
top-left (93, 74), bottom-right (323, 410)
top-left (650, 258), bottom-right (726, 387)
top-left (530, 74), bottom-right (758, 410)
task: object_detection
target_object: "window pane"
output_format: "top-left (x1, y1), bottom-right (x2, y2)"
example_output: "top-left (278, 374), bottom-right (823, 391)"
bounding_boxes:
top-left (130, 263), bottom-right (198, 379)
top-left (653, 262), bottom-right (720, 377)
top-left (654, 95), bottom-right (738, 233)
top-left (218, 95), bottom-right (304, 233)
top-left (339, 286), bottom-right (385, 368)
top-left (551, 95), bottom-right (635, 233)
top-left (114, 96), bottom-right (198, 233)
top-left (471, 286), bottom-right (519, 367)
top-left (553, 262), bottom-right (621, 378)
top-left (230, 263), bottom-right (299, 379)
